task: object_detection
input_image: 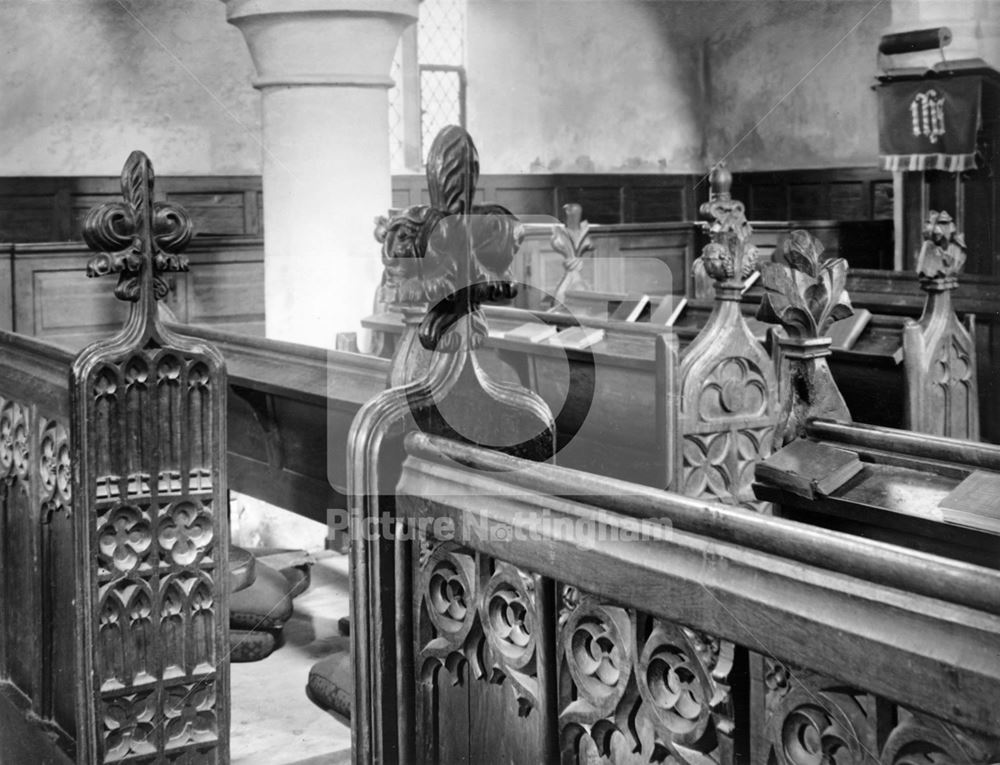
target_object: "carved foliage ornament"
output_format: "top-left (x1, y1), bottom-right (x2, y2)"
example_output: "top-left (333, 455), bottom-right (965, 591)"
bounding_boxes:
top-left (537, 203), bottom-right (594, 307)
top-left (757, 230), bottom-right (853, 339)
top-left (917, 210), bottom-right (967, 283)
top-left (83, 151), bottom-right (192, 304)
top-left (374, 125), bottom-right (520, 351)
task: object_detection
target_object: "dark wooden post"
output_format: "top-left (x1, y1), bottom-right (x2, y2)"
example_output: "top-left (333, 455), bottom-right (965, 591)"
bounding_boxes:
top-left (902, 210), bottom-right (979, 439)
top-left (71, 152), bottom-right (230, 763)
top-left (678, 165), bottom-right (778, 509)
top-left (351, 125), bottom-right (556, 764)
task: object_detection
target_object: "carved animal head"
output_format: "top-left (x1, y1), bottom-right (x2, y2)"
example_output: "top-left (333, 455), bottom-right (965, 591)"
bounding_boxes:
top-left (697, 164), bottom-right (758, 285)
top-left (917, 210), bottom-right (967, 281)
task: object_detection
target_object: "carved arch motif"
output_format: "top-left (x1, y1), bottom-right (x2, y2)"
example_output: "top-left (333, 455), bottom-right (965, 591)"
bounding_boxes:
top-left (73, 151), bottom-right (229, 762)
top-left (679, 166), bottom-right (777, 510)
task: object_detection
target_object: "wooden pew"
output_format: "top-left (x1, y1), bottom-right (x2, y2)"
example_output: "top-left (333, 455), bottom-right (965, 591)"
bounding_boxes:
top-left (167, 321), bottom-right (390, 547)
top-left (364, 163), bottom-right (778, 502)
top-left (390, 431), bottom-right (1000, 764)
top-left (0, 152), bottom-right (232, 762)
top-left (351, 138), bottom-right (790, 762)
top-left (550, 211), bottom-right (985, 442)
top-left (362, 182), bottom-right (1000, 763)
top-left (353, 149), bottom-right (1000, 765)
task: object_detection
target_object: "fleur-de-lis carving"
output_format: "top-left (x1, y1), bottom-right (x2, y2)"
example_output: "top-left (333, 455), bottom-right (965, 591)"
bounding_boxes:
top-left (374, 126), bottom-right (520, 351)
top-left (83, 151), bottom-right (192, 303)
top-left (697, 165), bottom-right (758, 285)
top-left (917, 210), bottom-right (967, 282)
top-left (757, 230), bottom-right (854, 339)
top-left (539, 203), bottom-right (593, 307)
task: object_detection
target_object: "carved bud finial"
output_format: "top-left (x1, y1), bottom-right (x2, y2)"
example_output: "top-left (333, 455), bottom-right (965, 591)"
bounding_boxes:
top-left (709, 164), bottom-right (733, 201)
top-left (917, 210), bottom-right (967, 285)
top-left (83, 151), bottom-right (191, 303)
top-left (374, 126), bottom-right (520, 352)
top-left (697, 164), bottom-right (757, 288)
top-left (757, 230), bottom-right (854, 339)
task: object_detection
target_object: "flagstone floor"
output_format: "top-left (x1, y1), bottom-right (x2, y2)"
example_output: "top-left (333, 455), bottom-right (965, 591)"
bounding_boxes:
top-left (231, 552), bottom-right (352, 765)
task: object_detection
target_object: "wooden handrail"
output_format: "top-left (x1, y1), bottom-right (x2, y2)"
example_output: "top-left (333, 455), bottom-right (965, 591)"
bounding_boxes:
top-left (401, 431), bottom-right (1000, 616)
top-left (397, 432), bottom-right (1000, 738)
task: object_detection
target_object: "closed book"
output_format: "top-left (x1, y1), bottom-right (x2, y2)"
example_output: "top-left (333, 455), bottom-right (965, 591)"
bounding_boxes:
top-left (650, 296), bottom-right (688, 327)
top-left (755, 438), bottom-right (864, 499)
top-left (548, 326), bottom-right (605, 350)
top-left (504, 322), bottom-right (558, 343)
top-left (938, 471), bottom-right (1000, 533)
top-left (609, 295), bottom-right (651, 322)
top-left (828, 309), bottom-right (872, 350)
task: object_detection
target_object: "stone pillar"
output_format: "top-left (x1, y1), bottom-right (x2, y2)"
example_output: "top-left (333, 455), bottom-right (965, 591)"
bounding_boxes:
top-left (222, 0), bottom-right (419, 348)
top-left (887, 0), bottom-right (1000, 71)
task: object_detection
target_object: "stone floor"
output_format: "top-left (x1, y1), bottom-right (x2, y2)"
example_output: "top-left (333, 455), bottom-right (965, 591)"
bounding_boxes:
top-left (230, 552), bottom-right (352, 765)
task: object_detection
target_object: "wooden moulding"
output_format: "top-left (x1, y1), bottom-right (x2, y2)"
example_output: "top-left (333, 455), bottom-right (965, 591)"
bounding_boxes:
top-left (902, 210), bottom-right (979, 440)
top-left (678, 165), bottom-right (777, 509)
top-left (351, 125), bottom-right (556, 765)
top-left (396, 431), bottom-right (1000, 741)
top-left (71, 152), bottom-right (230, 763)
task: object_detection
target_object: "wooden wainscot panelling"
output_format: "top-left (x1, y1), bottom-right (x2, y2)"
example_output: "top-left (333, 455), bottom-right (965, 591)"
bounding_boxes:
top-left (9, 236), bottom-right (264, 350)
top-left (0, 175), bottom-right (263, 243)
top-left (0, 167), bottom-right (895, 243)
top-left (512, 210), bottom-right (694, 305)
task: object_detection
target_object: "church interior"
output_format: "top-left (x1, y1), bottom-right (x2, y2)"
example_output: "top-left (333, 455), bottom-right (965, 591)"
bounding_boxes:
top-left (1, 0), bottom-right (999, 763)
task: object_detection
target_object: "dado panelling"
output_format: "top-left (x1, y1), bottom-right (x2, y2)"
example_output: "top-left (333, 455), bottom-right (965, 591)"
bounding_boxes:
top-left (0, 169), bottom-right (891, 244)
top-left (11, 238), bottom-right (264, 350)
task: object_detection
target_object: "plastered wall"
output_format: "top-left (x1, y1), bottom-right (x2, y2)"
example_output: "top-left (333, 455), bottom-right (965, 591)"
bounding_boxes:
top-left (466, 0), bottom-right (891, 173)
top-left (0, 0), bottom-right (260, 175)
top-left (0, 0), bottom-right (898, 176)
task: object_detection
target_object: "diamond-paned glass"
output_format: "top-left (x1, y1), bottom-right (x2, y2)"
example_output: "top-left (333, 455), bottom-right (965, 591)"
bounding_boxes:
top-left (420, 68), bottom-right (464, 162)
top-left (418, 0), bottom-right (465, 67)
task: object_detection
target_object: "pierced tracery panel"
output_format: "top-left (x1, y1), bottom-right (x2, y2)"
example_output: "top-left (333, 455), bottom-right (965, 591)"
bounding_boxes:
top-left (417, 541), bottom-right (545, 715)
top-left (74, 151), bottom-right (228, 762)
top-left (558, 588), bottom-right (737, 764)
top-left (761, 661), bottom-right (1000, 765)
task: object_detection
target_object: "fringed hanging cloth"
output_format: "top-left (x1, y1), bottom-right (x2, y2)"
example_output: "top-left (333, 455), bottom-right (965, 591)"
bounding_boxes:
top-left (877, 75), bottom-right (982, 172)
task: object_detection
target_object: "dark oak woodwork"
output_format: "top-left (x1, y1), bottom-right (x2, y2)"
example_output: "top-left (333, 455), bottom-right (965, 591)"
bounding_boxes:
top-left (395, 432), bottom-right (1000, 763)
top-left (351, 127), bottom-right (557, 765)
top-left (166, 321), bottom-right (390, 540)
top-left (0, 153), bottom-right (233, 763)
top-left (71, 152), bottom-right (230, 762)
